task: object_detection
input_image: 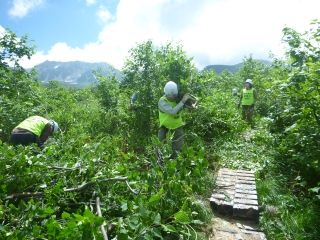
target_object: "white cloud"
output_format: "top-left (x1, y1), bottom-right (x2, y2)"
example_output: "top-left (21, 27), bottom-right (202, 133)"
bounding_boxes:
top-left (20, 0), bottom-right (320, 70)
top-left (0, 25), bottom-right (5, 34)
top-left (8, 0), bottom-right (44, 18)
top-left (96, 6), bottom-right (113, 23)
top-left (86, 0), bottom-right (96, 5)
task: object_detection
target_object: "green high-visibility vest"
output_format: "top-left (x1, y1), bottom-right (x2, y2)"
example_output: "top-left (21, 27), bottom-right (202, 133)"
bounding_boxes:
top-left (241, 88), bottom-right (255, 105)
top-left (158, 96), bottom-right (183, 130)
top-left (15, 116), bottom-right (48, 137)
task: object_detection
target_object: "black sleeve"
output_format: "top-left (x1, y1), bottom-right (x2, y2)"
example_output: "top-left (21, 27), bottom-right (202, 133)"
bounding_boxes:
top-left (35, 136), bottom-right (45, 150)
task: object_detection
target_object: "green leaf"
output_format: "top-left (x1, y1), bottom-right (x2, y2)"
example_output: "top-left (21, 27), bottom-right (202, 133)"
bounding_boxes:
top-left (143, 234), bottom-right (153, 240)
top-left (191, 220), bottom-right (204, 225)
top-left (161, 224), bottom-right (177, 232)
top-left (188, 147), bottom-right (194, 157)
top-left (128, 217), bottom-right (139, 230)
top-left (139, 204), bottom-right (149, 218)
top-left (309, 187), bottom-right (320, 193)
top-left (152, 228), bottom-right (163, 238)
top-left (148, 195), bottom-right (160, 206)
top-left (151, 212), bottom-right (161, 224)
top-left (193, 168), bottom-right (201, 177)
top-left (174, 211), bottom-right (191, 224)
top-left (82, 227), bottom-right (92, 240)
top-left (121, 202), bottom-right (128, 211)
top-left (44, 206), bottom-right (55, 214)
top-left (0, 224), bottom-right (6, 232)
top-left (197, 148), bottom-right (204, 159)
top-left (83, 208), bottom-right (95, 219)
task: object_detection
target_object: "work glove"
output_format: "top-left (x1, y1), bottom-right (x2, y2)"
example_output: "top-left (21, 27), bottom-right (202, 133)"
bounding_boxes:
top-left (237, 103), bottom-right (240, 109)
top-left (181, 93), bottom-right (191, 103)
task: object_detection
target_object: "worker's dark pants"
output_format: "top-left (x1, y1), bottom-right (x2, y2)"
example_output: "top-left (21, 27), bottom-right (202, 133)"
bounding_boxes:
top-left (158, 126), bottom-right (184, 159)
top-left (8, 132), bottom-right (41, 149)
top-left (242, 105), bottom-right (254, 121)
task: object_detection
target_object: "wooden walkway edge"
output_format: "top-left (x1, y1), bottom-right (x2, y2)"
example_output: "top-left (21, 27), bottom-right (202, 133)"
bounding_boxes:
top-left (210, 168), bottom-right (267, 239)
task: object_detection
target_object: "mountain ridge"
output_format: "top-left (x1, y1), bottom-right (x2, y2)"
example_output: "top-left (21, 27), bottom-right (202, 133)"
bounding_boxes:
top-left (28, 60), bottom-right (121, 87)
top-left (203, 59), bottom-right (271, 74)
top-left (27, 59), bottom-right (271, 87)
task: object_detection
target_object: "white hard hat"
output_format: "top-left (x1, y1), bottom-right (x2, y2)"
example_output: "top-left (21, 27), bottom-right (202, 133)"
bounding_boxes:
top-left (164, 81), bottom-right (178, 96)
top-left (245, 79), bottom-right (252, 84)
top-left (232, 88), bottom-right (237, 94)
top-left (49, 120), bottom-right (59, 133)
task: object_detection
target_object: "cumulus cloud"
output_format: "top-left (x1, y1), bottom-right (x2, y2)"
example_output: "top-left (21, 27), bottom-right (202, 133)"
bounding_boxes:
top-left (20, 0), bottom-right (320, 70)
top-left (96, 6), bottom-right (113, 23)
top-left (8, 0), bottom-right (44, 18)
top-left (0, 25), bottom-right (5, 34)
top-left (86, 0), bottom-right (96, 5)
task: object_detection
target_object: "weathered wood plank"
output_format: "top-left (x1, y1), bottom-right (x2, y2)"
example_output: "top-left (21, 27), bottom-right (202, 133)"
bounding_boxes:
top-left (233, 204), bottom-right (259, 219)
top-left (211, 168), bottom-right (259, 220)
top-left (235, 193), bottom-right (258, 200)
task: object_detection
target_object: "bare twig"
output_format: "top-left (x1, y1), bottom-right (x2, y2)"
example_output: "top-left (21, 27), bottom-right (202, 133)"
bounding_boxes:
top-left (188, 224), bottom-right (198, 240)
top-left (125, 181), bottom-right (139, 194)
top-left (6, 192), bottom-right (44, 199)
top-left (90, 191), bottom-right (96, 212)
top-left (64, 177), bottom-right (129, 192)
top-left (48, 166), bottom-right (81, 170)
top-left (6, 176), bottom-right (139, 199)
top-left (185, 94), bottom-right (199, 110)
top-left (96, 197), bottom-right (108, 240)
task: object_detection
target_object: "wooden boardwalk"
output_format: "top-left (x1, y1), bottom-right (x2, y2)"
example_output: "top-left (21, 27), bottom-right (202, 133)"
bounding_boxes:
top-left (210, 168), bottom-right (266, 239)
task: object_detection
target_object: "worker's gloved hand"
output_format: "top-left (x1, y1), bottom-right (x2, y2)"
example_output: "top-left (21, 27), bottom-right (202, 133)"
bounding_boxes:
top-left (182, 93), bottom-right (190, 103)
top-left (238, 104), bottom-right (240, 109)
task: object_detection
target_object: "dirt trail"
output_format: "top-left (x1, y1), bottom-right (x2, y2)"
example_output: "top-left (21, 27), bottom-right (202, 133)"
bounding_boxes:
top-left (210, 215), bottom-right (266, 240)
top-left (210, 129), bottom-right (267, 240)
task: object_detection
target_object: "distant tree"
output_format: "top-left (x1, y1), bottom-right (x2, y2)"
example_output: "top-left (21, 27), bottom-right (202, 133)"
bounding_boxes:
top-left (0, 28), bottom-right (40, 141)
top-left (120, 40), bottom-right (196, 147)
top-left (270, 20), bottom-right (320, 187)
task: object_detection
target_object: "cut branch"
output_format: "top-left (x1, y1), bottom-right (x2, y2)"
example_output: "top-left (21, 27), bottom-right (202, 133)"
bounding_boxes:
top-left (6, 176), bottom-right (139, 200)
top-left (48, 166), bottom-right (81, 170)
top-left (6, 192), bottom-right (44, 199)
top-left (64, 177), bottom-right (128, 192)
top-left (125, 180), bottom-right (139, 194)
top-left (96, 197), bottom-right (108, 240)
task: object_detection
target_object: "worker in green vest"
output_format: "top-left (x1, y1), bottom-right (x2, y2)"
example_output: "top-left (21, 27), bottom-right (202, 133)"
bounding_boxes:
top-left (238, 79), bottom-right (258, 121)
top-left (9, 116), bottom-right (59, 150)
top-left (158, 81), bottom-right (191, 159)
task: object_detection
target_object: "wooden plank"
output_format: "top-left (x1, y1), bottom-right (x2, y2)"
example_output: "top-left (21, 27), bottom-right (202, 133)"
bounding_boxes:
top-left (234, 198), bottom-right (258, 205)
top-left (233, 204), bottom-right (259, 219)
top-left (215, 227), bottom-right (238, 234)
top-left (235, 188), bottom-right (257, 195)
top-left (235, 184), bottom-right (256, 190)
top-left (235, 193), bottom-right (258, 200)
top-left (236, 179), bottom-right (256, 184)
top-left (237, 176), bottom-right (255, 181)
top-left (211, 169), bottom-right (260, 220)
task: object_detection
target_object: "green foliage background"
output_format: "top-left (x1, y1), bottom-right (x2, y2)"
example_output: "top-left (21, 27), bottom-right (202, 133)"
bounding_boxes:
top-left (1, 21), bottom-right (320, 239)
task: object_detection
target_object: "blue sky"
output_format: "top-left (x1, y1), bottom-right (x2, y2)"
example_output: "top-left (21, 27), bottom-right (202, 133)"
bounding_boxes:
top-left (1, 0), bottom-right (319, 70)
